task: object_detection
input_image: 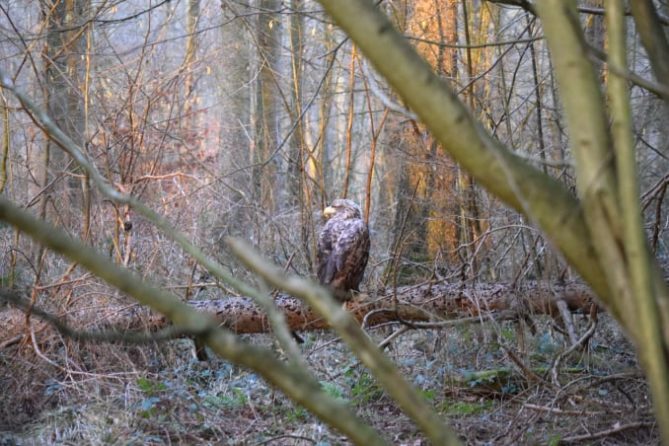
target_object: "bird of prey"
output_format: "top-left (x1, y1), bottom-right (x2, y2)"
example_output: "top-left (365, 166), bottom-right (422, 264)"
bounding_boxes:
top-left (317, 199), bottom-right (370, 302)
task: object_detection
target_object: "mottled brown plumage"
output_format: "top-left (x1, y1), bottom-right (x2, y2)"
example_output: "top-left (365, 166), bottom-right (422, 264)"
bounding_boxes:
top-left (317, 199), bottom-right (370, 302)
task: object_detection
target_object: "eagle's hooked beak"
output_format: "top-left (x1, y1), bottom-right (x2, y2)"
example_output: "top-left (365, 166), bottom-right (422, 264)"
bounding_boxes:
top-left (323, 206), bottom-right (336, 219)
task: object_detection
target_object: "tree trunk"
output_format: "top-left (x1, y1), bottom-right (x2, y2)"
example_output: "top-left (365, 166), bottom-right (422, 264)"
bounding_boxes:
top-left (314, 24), bottom-right (335, 200)
top-left (217, 1), bottom-right (253, 244)
top-left (385, 0), bottom-right (460, 284)
top-left (183, 0), bottom-right (200, 143)
top-left (286, 0), bottom-right (305, 208)
top-left (252, 0), bottom-right (281, 214)
top-left (0, 92), bottom-right (9, 194)
top-left (41, 0), bottom-right (88, 227)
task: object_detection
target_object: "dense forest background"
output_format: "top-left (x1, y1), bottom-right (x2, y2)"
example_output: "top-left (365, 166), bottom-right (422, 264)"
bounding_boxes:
top-left (1, 0), bottom-right (669, 444)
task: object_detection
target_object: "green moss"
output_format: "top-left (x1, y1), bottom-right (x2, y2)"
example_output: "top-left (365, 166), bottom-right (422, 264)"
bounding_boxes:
top-left (439, 400), bottom-right (493, 416)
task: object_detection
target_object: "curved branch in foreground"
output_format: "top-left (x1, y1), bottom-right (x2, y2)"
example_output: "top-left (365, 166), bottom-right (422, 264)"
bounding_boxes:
top-left (0, 196), bottom-right (386, 446)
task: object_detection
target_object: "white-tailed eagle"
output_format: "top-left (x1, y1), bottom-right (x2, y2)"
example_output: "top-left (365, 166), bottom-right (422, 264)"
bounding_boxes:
top-left (317, 199), bottom-right (370, 302)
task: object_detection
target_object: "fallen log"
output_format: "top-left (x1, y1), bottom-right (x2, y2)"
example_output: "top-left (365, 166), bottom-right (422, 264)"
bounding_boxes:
top-left (1, 281), bottom-right (599, 360)
top-left (134, 281), bottom-right (598, 334)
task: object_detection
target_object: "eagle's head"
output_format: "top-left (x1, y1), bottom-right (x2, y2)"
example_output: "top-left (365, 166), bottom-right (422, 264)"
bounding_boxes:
top-left (323, 199), bottom-right (362, 221)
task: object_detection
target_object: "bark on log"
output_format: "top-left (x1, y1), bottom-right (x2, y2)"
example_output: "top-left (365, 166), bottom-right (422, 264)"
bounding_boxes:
top-left (134, 281), bottom-right (597, 334)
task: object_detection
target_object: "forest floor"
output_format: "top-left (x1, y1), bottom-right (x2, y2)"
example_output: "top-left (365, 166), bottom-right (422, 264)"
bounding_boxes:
top-left (0, 309), bottom-right (659, 445)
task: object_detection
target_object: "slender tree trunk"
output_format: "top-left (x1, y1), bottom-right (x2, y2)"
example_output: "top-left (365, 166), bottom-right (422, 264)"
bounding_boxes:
top-left (252, 0), bottom-right (281, 214)
top-left (583, 0), bottom-right (605, 76)
top-left (40, 0), bottom-right (88, 231)
top-left (287, 0), bottom-right (305, 208)
top-left (183, 0), bottom-right (200, 144)
top-left (0, 91), bottom-right (9, 194)
top-left (457, 0), bottom-right (488, 278)
top-left (217, 2), bottom-right (253, 243)
top-left (315, 24), bottom-right (335, 201)
top-left (341, 46), bottom-right (357, 199)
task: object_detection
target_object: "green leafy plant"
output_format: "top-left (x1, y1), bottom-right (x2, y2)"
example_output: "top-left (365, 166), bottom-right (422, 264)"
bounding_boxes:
top-left (350, 372), bottom-right (384, 405)
top-left (136, 377), bottom-right (168, 396)
top-left (285, 405), bottom-right (308, 423)
top-left (321, 382), bottom-right (347, 402)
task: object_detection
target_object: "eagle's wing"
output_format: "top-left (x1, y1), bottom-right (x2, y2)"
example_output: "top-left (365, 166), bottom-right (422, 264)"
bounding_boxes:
top-left (346, 221), bottom-right (370, 290)
top-left (317, 222), bottom-right (335, 284)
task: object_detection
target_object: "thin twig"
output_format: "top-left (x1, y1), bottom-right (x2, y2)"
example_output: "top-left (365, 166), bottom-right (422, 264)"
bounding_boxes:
top-left (559, 421), bottom-right (655, 444)
top-left (550, 319), bottom-right (598, 387)
top-left (1, 290), bottom-right (200, 344)
top-left (378, 325), bottom-right (410, 350)
top-left (523, 403), bottom-right (605, 416)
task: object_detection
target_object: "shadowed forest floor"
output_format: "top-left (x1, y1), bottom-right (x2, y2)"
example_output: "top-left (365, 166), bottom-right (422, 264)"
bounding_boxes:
top-left (0, 312), bottom-right (658, 445)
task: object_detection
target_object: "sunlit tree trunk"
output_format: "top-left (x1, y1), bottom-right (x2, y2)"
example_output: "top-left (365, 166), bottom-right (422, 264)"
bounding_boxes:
top-left (385, 0), bottom-right (459, 283)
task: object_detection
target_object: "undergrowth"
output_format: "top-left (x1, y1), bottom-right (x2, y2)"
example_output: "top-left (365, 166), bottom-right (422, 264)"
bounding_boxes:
top-left (0, 312), bottom-right (658, 445)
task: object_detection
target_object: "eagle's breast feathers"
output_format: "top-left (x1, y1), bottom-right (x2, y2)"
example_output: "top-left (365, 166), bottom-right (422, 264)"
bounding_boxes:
top-left (317, 199), bottom-right (370, 302)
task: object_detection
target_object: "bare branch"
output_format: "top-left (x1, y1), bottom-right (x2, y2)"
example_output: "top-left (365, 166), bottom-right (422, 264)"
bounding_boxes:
top-left (1, 289), bottom-right (196, 345)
